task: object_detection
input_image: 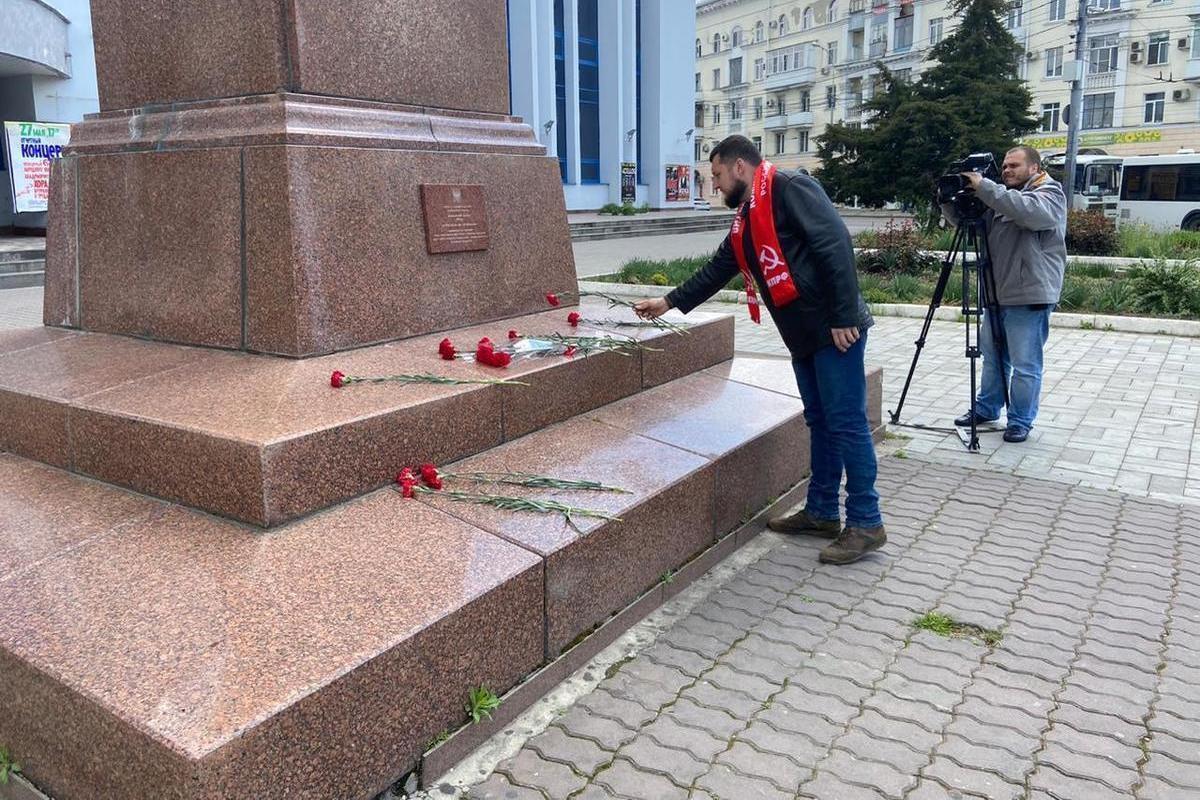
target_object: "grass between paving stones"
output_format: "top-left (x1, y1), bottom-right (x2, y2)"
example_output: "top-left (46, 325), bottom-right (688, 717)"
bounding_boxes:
top-left (598, 256), bottom-right (1200, 321)
top-left (913, 611), bottom-right (1003, 647)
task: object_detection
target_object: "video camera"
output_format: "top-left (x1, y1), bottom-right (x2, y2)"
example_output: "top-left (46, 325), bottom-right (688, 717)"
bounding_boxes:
top-left (936, 153), bottom-right (1001, 219)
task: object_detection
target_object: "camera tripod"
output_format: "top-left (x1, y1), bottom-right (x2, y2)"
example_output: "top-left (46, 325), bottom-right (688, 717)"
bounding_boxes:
top-left (888, 214), bottom-right (1010, 452)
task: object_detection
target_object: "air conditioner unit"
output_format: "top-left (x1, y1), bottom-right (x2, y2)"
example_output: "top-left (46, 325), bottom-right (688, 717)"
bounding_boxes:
top-left (767, 99), bottom-right (776, 106)
top-left (821, 66), bottom-right (831, 74)
top-left (1180, 37), bottom-right (1190, 49)
top-left (1130, 41), bottom-right (1142, 52)
top-left (1130, 51), bottom-right (1141, 63)
top-left (1027, 50), bottom-right (1039, 60)
top-left (1173, 88), bottom-right (1192, 101)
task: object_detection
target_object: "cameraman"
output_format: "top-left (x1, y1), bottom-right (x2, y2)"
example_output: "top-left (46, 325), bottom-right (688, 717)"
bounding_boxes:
top-left (941, 145), bottom-right (1067, 443)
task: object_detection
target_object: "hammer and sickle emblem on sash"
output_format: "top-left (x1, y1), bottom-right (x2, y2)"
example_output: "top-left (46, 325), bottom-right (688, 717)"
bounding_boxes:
top-left (758, 245), bottom-right (785, 275)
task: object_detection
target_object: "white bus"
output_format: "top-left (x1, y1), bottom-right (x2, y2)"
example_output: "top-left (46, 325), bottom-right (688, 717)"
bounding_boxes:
top-left (1117, 152), bottom-right (1200, 231)
top-left (1045, 153), bottom-right (1122, 217)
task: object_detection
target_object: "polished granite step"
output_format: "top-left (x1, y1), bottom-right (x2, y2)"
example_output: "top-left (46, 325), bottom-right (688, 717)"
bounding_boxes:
top-left (0, 300), bottom-right (733, 527)
top-left (0, 357), bottom-right (886, 800)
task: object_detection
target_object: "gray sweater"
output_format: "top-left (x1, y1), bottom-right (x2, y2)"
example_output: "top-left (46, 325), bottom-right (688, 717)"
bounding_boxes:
top-left (941, 173), bottom-right (1067, 306)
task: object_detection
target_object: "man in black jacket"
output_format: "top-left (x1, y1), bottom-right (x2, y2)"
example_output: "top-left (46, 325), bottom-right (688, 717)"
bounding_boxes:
top-left (635, 136), bottom-right (884, 565)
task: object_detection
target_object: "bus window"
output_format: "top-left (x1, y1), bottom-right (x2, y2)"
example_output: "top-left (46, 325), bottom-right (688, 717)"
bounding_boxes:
top-left (1122, 166), bottom-right (1147, 199)
top-left (1149, 168), bottom-right (1178, 200)
top-left (1181, 165), bottom-right (1200, 203)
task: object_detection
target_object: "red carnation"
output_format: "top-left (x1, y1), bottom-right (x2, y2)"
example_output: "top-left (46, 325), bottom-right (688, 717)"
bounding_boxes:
top-left (419, 463), bottom-right (439, 483)
top-left (492, 351), bottom-right (512, 367)
top-left (564, 346), bottom-right (578, 358)
top-left (439, 338), bottom-right (457, 360)
top-left (546, 292), bottom-right (560, 307)
top-left (478, 337), bottom-right (493, 347)
top-left (396, 467), bottom-right (419, 498)
top-left (508, 329), bottom-right (519, 340)
top-left (567, 311), bottom-right (581, 327)
top-left (331, 370), bottom-right (347, 388)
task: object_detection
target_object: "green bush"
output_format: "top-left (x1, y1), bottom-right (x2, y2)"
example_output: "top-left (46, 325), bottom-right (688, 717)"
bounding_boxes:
top-left (889, 274), bottom-right (926, 302)
top-left (1119, 224), bottom-right (1200, 260)
top-left (1068, 262), bottom-right (1117, 279)
top-left (599, 203), bottom-right (623, 215)
top-left (940, 273), bottom-right (964, 305)
top-left (1066, 210), bottom-right (1119, 257)
top-left (1094, 279), bottom-right (1134, 314)
top-left (649, 272), bottom-right (670, 286)
top-left (1057, 276), bottom-right (1091, 311)
top-left (1127, 262), bottom-right (1200, 318)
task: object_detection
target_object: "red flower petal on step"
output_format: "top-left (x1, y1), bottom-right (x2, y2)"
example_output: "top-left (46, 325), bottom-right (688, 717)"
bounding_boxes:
top-left (508, 329), bottom-right (519, 340)
top-left (564, 346), bottom-right (577, 358)
top-left (567, 312), bottom-right (581, 327)
top-left (491, 351), bottom-right (512, 367)
top-left (545, 292), bottom-right (560, 306)
top-left (330, 370), bottom-right (346, 388)
top-left (419, 463), bottom-right (440, 484)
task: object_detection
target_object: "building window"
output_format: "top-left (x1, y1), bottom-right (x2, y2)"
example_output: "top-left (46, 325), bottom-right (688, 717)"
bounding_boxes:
top-left (1148, 32), bottom-right (1170, 66)
top-left (695, 73), bottom-right (701, 92)
top-left (1082, 92), bottom-right (1115, 129)
top-left (1144, 92), bottom-right (1165, 123)
top-left (729, 57), bottom-right (743, 85)
top-left (730, 100), bottom-right (741, 120)
top-left (799, 131), bottom-right (810, 152)
top-left (712, 68), bottom-right (721, 89)
top-left (1046, 46), bottom-right (1063, 78)
top-left (694, 139), bottom-right (702, 161)
top-left (828, 41), bottom-right (838, 65)
top-left (828, 0), bottom-right (838, 22)
top-left (1194, 23), bottom-right (1200, 58)
top-left (801, 90), bottom-right (811, 111)
top-left (1005, 1), bottom-right (1023, 29)
top-left (1048, 0), bottom-right (1066, 20)
top-left (755, 21), bottom-right (764, 42)
top-left (929, 17), bottom-right (943, 45)
top-left (778, 14), bottom-right (788, 35)
top-left (1088, 34), bottom-right (1119, 73)
top-left (554, 0), bottom-right (567, 181)
top-left (894, 68), bottom-right (912, 83)
top-left (895, 15), bottom-right (913, 50)
top-left (577, 0), bottom-right (601, 183)
top-left (695, 39), bottom-right (702, 58)
top-left (695, 103), bottom-right (705, 128)
top-left (1089, 0), bottom-right (1119, 10)
top-left (712, 104), bottom-right (721, 124)
top-left (1040, 102), bottom-right (1061, 132)
top-left (754, 97), bottom-right (764, 119)
top-left (803, 7), bottom-right (814, 29)
top-left (752, 135), bottom-right (763, 151)
top-left (754, 58), bottom-right (767, 81)
top-left (732, 26), bottom-right (742, 47)
top-left (777, 95), bottom-right (787, 114)
top-left (826, 86), bottom-right (837, 109)
top-left (775, 131), bottom-right (787, 154)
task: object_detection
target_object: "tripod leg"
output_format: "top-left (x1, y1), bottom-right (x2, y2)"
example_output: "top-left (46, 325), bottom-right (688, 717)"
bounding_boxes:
top-left (889, 224), bottom-right (966, 425)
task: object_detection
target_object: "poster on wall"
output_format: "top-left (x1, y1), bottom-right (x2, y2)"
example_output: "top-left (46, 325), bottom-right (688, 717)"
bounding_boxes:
top-left (3, 121), bottom-right (70, 213)
top-left (620, 162), bottom-right (637, 204)
top-left (664, 165), bottom-right (691, 202)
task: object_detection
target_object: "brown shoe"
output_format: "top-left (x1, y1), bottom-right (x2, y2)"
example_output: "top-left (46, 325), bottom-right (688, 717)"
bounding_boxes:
top-left (819, 525), bottom-right (887, 565)
top-left (767, 508), bottom-right (842, 538)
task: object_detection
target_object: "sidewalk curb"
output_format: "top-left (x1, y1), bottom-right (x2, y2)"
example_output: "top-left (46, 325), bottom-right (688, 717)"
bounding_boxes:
top-left (579, 280), bottom-right (1200, 338)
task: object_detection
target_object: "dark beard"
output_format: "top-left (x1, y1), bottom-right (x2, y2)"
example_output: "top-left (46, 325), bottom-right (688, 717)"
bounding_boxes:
top-left (723, 179), bottom-right (749, 208)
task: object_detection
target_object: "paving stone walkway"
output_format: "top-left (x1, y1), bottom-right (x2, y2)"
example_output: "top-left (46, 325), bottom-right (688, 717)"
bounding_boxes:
top-left (463, 459), bottom-right (1200, 799)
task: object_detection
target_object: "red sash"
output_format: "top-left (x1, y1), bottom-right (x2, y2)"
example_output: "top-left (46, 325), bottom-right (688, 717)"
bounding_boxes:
top-left (729, 161), bottom-right (801, 323)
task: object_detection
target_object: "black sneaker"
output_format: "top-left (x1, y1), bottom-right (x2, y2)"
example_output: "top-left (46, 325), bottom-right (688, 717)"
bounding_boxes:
top-left (954, 410), bottom-right (999, 427)
top-left (819, 525), bottom-right (887, 565)
top-left (767, 508), bottom-right (842, 538)
top-left (1003, 425), bottom-right (1030, 443)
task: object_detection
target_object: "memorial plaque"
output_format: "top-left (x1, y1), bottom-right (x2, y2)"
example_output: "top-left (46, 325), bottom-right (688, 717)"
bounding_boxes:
top-left (420, 184), bottom-right (490, 254)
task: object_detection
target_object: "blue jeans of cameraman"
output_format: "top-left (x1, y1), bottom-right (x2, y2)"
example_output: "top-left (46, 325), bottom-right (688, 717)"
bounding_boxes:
top-left (975, 304), bottom-right (1053, 432)
top-left (791, 332), bottom-right (883, 530)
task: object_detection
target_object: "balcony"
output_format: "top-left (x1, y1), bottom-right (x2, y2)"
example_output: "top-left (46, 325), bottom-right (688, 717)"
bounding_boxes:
top-left (764, 114), bottom-right (789, 130)
top-left (848, 10), bottom-right (866, 31)
top-left (722, 80), bottom-right (750, 93)
top-left (0, 0), bottom-right (71, 77)
top-left (727, 120), bottom-right (745, 135)
top-left (1085, 71), bottom-right (1117, 89)
top-left (786, 111), bottom-right (815, 127)
top-left (869, 38), bottom-right (888, 59)
top-left (1185, 59), bottom-right (1200, 82)
top-left (765, 66), bottom-right (817, 91)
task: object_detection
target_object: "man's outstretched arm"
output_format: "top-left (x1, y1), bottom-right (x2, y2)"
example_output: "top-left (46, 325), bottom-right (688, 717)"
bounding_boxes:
top-left (635, 235), bottom-right (740, 319)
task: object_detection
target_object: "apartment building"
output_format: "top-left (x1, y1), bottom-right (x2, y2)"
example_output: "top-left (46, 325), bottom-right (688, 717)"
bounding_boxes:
top-left (694, 0), bottom-right (1200, 190)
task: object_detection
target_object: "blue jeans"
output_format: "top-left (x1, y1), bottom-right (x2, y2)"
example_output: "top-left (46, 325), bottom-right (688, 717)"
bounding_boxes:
top-left (791, 333), bottom-right (883, 529)
top-left (975, 305), bottom-right (1052, 431)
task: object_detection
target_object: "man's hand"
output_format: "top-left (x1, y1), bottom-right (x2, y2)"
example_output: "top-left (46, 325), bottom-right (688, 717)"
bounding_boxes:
top-left (831, 326), bottom-right (860, 353)
top-left (960, 171), bottom-right (984, 191)
top-left (634, 297), bottom-right (671, 319)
